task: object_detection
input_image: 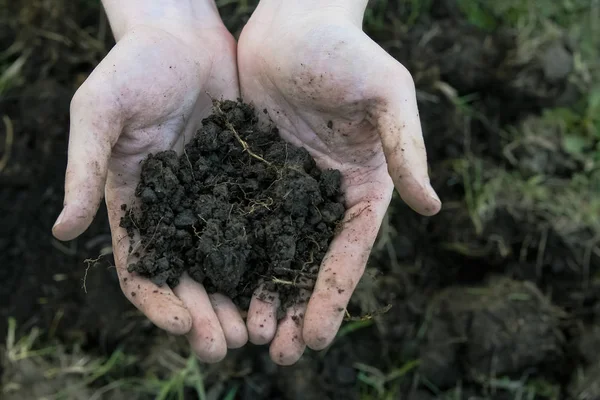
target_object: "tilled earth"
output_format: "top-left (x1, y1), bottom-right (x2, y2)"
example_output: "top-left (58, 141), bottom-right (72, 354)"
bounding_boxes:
top-left (1, 1), bottom-right (599, 399)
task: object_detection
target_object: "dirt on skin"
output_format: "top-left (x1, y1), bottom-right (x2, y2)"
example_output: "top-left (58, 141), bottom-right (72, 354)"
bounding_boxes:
top-left (119, 100), bottom-right (345, 311)
top-left (3, 1), bottom-right (600, 399)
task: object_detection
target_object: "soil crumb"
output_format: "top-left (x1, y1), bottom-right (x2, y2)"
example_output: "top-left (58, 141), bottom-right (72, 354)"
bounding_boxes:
top-left (120, 100), bottom-right (345, 312)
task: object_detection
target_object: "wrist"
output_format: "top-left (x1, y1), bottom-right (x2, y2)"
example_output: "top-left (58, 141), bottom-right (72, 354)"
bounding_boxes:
top-left (102, 0), bottom-right (223, 42)
top-left (253, 0), bottom-right (368, 27)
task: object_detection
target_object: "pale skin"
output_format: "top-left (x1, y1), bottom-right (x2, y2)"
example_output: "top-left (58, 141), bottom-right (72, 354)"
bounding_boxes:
top-left (52, 0), bottom-right (441, 365)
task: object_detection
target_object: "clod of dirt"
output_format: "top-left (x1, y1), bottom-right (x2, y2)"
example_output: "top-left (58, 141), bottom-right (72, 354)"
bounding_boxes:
top-left (576, 326), bottom-right (600, 366)
top-left (276, 358), bottom-right (324, 400)
top-left (541, 43), bottom-right (573, 82)
top-left (418, 277), bottom-right (566, 388)
top-left (120, 100), bottom-right (345, 312)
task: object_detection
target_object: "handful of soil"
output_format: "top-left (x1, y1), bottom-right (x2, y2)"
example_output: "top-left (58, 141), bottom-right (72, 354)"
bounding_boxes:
top-left (120, 100), bottom-right (346, 311)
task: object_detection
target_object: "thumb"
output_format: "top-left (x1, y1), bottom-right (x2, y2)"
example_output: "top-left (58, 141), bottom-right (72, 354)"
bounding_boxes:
top-left (53, 85), bottom-right (122, 241)
top-left (370, 65), bottom-right (441, 216)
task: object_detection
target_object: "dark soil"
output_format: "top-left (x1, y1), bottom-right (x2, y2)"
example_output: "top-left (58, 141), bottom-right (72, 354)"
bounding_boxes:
top-left (2, 1), bottom-right (600, 400)
top-left (120, 100), bottom-right (345, 311)
top-left (418, 277), bottom-right (567, 388)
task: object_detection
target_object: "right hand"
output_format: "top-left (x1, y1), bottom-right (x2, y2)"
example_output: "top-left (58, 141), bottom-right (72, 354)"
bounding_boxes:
top-left (238, 0), bottom-right (441, 364)
top-left (52, 8), bottom-right (247, 363)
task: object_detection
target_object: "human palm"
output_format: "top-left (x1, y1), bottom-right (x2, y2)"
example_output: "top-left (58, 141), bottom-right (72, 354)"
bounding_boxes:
top-left (53, 24), bottom-right (247, 362)
top-left (238, 7), bottom-right (441, 364)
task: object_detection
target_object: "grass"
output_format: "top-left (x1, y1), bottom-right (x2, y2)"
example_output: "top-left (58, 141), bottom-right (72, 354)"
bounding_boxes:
top-left (354, 366), bottom-right (562, 400)
top-left (0, 54), bottom-right (28, 96)
top-left (438, 0), bottom-right (600, 261)
top-left (451, 154), bottom-right (600, 252)
top-left (2, 0), bottom-right (600, 399)
top-left (457, 0), bottom-right (597, 35)
top-left (470, 374), bottom-right (561, 400)
top-left (2, 317), bottom-right (144, 399)
top-left (138, 354), bottom-right (207, 400)
top-left (425, 378), bottom-right (559, 400)
top-left (540, 92), bottom-right (600, 163)
top-left (364, 0), bottom-right (436, 29)
top-left (2, 317), bottom-right (135, 399)
top-left (458, 0), bottom-right (600, 158)
top-left (1, 317), bottom-right (226, 400)
top-left (363, 2), bottom-right (599, 397)
top-left (355, 359), bottom-right (420, 400)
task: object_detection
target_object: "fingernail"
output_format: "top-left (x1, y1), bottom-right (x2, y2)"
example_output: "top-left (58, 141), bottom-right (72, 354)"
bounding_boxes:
top-left (53, 208), bottom-right (66, 230)
top-left (428, 184), bottom-right (441, 204)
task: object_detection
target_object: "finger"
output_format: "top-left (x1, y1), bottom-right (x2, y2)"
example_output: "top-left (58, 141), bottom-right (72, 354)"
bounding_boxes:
top-left (209, 293), bottom-right (248, 349)
top-left (106, 172), bottom-right (193, 335)
top-left (52, 78), bottom-right (123, 241)
top-left (174, 275), bottom-right (228, 363)
top-left (303, 198), bottom-right (388, 350)
top-left (269, 291), bottom-right (309, 366)
top-left (247, 285), bottom-right (280, 345)
top-left (111, 230), bottom-right (192, 335)
top-left (370, 66), bottom-right (441, 216)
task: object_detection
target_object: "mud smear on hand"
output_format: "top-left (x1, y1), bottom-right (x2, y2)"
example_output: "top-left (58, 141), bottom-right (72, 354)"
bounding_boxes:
top-left (119, 100), bottom-right (345, 312)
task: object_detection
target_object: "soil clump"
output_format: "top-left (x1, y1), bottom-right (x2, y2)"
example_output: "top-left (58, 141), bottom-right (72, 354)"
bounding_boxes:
top-left (120, 100), bottom-right (346, 311)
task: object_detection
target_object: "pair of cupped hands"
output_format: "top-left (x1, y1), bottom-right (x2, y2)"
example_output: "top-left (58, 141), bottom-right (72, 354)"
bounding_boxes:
top-left (52, 0), bottom-right (441, 366)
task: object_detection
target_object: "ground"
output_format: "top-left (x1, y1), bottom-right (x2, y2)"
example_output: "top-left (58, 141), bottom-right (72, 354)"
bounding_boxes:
top-left (1, 0), bottom-right (599, 399)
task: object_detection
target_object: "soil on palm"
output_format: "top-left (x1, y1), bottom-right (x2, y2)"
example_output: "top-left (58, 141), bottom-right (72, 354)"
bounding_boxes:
top-left (119, 100), bottom-right (346, 311)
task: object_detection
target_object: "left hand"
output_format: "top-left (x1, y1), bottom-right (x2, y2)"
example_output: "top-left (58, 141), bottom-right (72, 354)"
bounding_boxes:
top-left (238, 0), bottom-right (441, 365)
top-left (52, 0), bottom-right (247, 363)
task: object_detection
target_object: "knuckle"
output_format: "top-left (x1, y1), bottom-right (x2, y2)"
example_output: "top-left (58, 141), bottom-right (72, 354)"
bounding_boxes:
top-left (211, 345), bottom-right (228, 363)
top-left (193, 337), bottom-right (227, 363)
top-left (306, 334), bottom-right (331, 351)
top-left (249, 329), bottom-right (272, 345)
top-left (396, 63), bottom-right (415, 86)
top-left (270, 346), bottom-right (302, 366)
top-left (166, 315), bottom-right (192, 335)
top-left (225, 326), bottom-right (249, 349)
top-left (197, 348), bottom-right (227, 364)
top-left (208, 293), bottom-right (222, 308)
top-left (69, 86), bottom-right (89, 112)
top-left (70, 77), bottom-right (118, 119)
top-left (303, 326), bottom-right (331, 350)
top-left (303, 315), bottom-right (339, 350)
top-left (340, 275), bottom-right (356, 292)
top-left (227, 336), bottom-right (247, 349)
